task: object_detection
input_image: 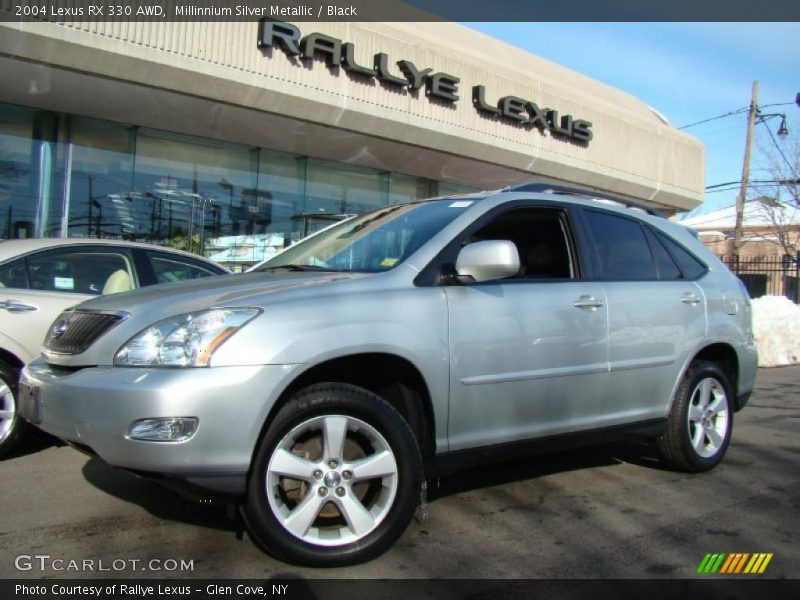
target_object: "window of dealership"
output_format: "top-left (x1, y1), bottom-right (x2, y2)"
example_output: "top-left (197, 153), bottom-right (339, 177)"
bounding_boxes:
top-left (0, 103), bottom-right (475, 269)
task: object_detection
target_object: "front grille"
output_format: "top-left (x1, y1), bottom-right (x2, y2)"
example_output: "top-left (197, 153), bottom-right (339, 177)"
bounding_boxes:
top-left (44, 311), bottom-right (126, 354)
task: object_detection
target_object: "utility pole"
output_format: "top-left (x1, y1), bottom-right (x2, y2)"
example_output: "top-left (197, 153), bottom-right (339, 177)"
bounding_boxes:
top-left (732, 81), bottom-right (759, 266)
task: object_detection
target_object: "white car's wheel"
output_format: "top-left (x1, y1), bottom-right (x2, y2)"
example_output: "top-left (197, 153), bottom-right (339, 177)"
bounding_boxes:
top-left (243, 383), bottom-right (422, 566)
top-left (0, 360), bottom-right (29, 459)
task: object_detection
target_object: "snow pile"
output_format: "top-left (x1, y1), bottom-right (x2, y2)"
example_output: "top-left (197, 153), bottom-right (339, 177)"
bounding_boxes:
top-left (751, 296), bottom-right (800, 367)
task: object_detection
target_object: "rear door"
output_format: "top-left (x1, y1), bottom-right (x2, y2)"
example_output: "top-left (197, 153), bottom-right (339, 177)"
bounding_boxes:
top-left (580, 209), bottom-right (708, 423)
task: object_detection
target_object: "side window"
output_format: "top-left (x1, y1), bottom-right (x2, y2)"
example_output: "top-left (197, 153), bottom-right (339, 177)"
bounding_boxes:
top-left (25, 250), bottom-right (133, 295)
top-left (0, 258), bottom-right (28, 289)
top-left (645, 229), bottom-right (683, 280)
top-left (467, 208), bottom-right (576, 280)
top-left (147, 253), bottom-right (219, 283)
top-left (584, 210), bottom-right (657, 280)
top-left (655, 231), bottom-right (708, 280)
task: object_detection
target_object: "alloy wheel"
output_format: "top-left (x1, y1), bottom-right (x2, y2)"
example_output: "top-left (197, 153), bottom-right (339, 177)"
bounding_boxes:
top-left (0, 382), bottom-right (15, 443)
top-left (686, 377), bottom-right (729, 458)
top-left (265, 414), bottom-right (399, 547)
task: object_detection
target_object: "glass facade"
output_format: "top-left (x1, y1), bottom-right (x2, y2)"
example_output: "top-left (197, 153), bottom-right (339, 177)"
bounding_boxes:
top-left (0, 103), bottom-right (476, 271)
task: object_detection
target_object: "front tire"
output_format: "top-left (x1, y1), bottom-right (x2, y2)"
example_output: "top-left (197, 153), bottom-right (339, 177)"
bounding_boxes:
top-left (243, 383), bottom-right (423, 566)
top-left (0, 360), bottom-right (30, 459)
top-left (657, 360), bottom-right (734, 472)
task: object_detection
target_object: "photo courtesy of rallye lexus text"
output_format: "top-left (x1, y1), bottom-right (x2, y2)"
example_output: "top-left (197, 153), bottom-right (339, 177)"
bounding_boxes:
top-left (17, 185), bottom-right (757, 566)
top-left (14, 584), bottom-right (194, 597)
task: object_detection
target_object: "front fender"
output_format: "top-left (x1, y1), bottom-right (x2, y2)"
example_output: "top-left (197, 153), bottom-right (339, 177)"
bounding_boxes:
top-left (0, 331), bottom-right (34, 367)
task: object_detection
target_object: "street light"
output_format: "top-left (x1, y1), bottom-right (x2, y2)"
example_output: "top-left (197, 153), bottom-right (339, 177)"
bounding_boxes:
top-left (776, 116), bottom-right (789, 140)
top-left (758, 111), bottom-right (789, 140)
top-left (731, 82), bottom-right (798, 267)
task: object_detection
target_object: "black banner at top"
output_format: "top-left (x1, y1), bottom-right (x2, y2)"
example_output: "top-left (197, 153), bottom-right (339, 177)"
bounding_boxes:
top-left (1, 0), bottom-right (800, 22)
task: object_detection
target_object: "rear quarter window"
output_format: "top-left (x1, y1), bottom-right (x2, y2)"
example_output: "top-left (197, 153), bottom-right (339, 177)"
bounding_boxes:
top-left (654, 230), bottom-right (708, 280)
top-left (147, 252), bottom-right (221, 283)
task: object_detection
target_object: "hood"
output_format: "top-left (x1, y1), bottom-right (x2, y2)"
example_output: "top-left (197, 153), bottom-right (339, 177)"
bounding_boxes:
top-left (78, 271), bottom-right (365, 314)
top-left (44, 271), bottom-right (367, 367)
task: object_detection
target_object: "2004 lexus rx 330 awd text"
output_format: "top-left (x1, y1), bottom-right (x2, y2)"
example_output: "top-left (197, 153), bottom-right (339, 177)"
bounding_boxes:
top-left (19, 185), bottom-right (757, 566)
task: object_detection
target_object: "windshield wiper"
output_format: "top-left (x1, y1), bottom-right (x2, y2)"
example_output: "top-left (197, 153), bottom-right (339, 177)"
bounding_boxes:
top-left (258, 264), bottom-right (340, 272)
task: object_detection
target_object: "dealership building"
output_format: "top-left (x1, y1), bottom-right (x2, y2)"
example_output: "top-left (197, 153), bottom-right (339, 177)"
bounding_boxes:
top-left (0, 15), bottom-right (704, 268)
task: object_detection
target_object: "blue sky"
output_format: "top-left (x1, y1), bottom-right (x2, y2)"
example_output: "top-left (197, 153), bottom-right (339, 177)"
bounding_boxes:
top-left (466, 23), bottom-right (800, 214)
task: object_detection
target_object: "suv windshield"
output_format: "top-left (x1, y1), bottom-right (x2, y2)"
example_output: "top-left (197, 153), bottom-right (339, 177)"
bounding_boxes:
top-left (252, 199), bottom-right (477, 273)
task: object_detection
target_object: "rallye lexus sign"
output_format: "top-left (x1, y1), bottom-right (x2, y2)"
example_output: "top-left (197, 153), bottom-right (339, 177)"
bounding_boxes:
top-left (258, 20), bottom-right (594, 144)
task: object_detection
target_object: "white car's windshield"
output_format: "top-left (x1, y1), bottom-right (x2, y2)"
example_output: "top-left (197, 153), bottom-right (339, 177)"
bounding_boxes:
top-left (252, 199), bottom-right (477, 273)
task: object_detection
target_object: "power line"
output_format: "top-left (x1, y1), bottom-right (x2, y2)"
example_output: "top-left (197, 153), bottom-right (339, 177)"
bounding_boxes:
top-left (706, 184), bottom-right (791, 195)
top-left (679, 108), bottom-right (749, 130)
top-left (706, 178), bottom-right (800, 190)
top-left (759, 102), bottom-right (798, 109)
top-left (678, 100), bottom-right (797, 130)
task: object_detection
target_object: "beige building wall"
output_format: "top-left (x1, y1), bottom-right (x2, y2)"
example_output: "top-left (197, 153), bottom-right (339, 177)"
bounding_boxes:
top-left (701, 230), bottom-right (800, 260)
top-left (0, 10), bottom-right (705, 210)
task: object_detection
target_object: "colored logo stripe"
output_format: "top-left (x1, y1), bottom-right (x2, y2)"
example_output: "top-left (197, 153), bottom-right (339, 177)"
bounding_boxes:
top-left (744, 553), bottom-right (773, 574)
top-left (720, 553), bottom-right (749, 573)
top-left (697, 553), bottom-right (726, 573)
top-left (697, 553), bottom-right (773, 574)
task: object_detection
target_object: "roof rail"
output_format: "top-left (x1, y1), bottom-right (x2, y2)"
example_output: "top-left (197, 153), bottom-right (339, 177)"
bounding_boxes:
top-left (501, 183), bottom-right (665, 218)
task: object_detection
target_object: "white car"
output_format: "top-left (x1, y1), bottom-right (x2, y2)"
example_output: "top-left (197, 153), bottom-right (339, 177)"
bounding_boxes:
top-left (0, 238), bottom-right (229, 457)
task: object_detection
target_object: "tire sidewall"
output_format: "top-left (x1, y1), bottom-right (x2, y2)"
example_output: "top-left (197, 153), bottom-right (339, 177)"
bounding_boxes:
top-left (677, 363), bottom-right (734, 471)
top-left (0, 360), bottom-right (26, 459)
top-left (244, 384), bottom-right (422, 566)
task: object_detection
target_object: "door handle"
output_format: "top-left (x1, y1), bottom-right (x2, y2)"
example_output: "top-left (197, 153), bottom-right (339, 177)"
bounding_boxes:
top-left (0, 300), bottom-right (39, 312)
top-left (573, 296), bottom-right (604, 310)
top-left (681, 293), bottom-right (701, 306)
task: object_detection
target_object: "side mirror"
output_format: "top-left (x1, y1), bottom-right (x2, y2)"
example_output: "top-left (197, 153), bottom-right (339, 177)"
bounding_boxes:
top-left (455, 240), bottom-right (520, 283)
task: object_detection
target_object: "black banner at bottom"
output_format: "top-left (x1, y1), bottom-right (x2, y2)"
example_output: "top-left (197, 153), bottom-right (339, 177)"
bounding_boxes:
top-left (3, 579), bottom-right (800, 600)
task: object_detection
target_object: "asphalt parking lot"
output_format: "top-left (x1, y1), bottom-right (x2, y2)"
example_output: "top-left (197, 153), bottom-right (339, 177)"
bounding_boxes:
top-left (1, 366), bottom-right (798, 580)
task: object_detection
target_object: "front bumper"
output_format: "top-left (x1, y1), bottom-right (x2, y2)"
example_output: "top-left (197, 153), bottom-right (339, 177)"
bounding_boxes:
top-left (20, 358), bottom-right (300, 493)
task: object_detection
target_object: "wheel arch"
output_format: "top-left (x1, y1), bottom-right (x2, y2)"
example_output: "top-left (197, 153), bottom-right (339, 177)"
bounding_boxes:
top-left (0, 347), bottom-right (24, 372)
top-left (254, 352), bottom-right (436, 466)
top-left (675, 343), bottom-right (741, 410)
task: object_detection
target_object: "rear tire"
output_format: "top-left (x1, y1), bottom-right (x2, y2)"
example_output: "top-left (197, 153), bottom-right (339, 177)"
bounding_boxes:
top-left (0, 359), bottom-right (30, 459)
top-left (657, 360), bottom-right (733, 472)
top-left (243, 383), bottom-right (423, 566)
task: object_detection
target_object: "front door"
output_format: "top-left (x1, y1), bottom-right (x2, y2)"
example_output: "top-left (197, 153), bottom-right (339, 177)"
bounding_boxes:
top-left (444, 206), bottom-right (609, 451)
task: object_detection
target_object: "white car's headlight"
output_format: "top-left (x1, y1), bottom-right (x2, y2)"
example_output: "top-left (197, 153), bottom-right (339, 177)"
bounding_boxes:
top-left (114, 308), bottom-right (260, 367)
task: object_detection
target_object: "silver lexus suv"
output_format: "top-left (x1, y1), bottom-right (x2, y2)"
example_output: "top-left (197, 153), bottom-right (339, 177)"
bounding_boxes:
top-left (19, 185), bottom-right (757, 566)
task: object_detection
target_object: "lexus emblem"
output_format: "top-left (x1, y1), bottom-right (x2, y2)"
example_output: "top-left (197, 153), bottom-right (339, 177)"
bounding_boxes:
top-left (50, 318), bottom-right (71, 339)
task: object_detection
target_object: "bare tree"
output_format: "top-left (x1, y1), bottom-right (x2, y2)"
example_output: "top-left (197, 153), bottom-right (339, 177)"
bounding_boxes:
top-left (749, 131), bottom-right (800, 257)
top-left (750, 196), bottom-right (800, 258)
top-left (752, 129), bottom-right (799, 205)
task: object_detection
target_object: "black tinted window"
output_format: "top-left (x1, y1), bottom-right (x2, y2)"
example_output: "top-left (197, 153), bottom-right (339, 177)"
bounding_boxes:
top-left (656, 232), bottom-right (707, 280)
top-left (645, 229), bottom-right (683, 280)
top-left (585, 210), bottom-right (657, 280)
top-left (0, 258), bottom-right (28, 289)
top-left (147, 253), bottom-right (220, 283)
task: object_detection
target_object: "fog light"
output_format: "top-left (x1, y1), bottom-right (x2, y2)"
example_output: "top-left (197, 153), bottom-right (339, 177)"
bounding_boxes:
top-left (128, 417), bottom-right (198, 442)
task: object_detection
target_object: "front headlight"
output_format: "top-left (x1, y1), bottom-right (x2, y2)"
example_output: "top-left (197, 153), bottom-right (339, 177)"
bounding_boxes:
top-left (114, 308), bottom-right (260, 367)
